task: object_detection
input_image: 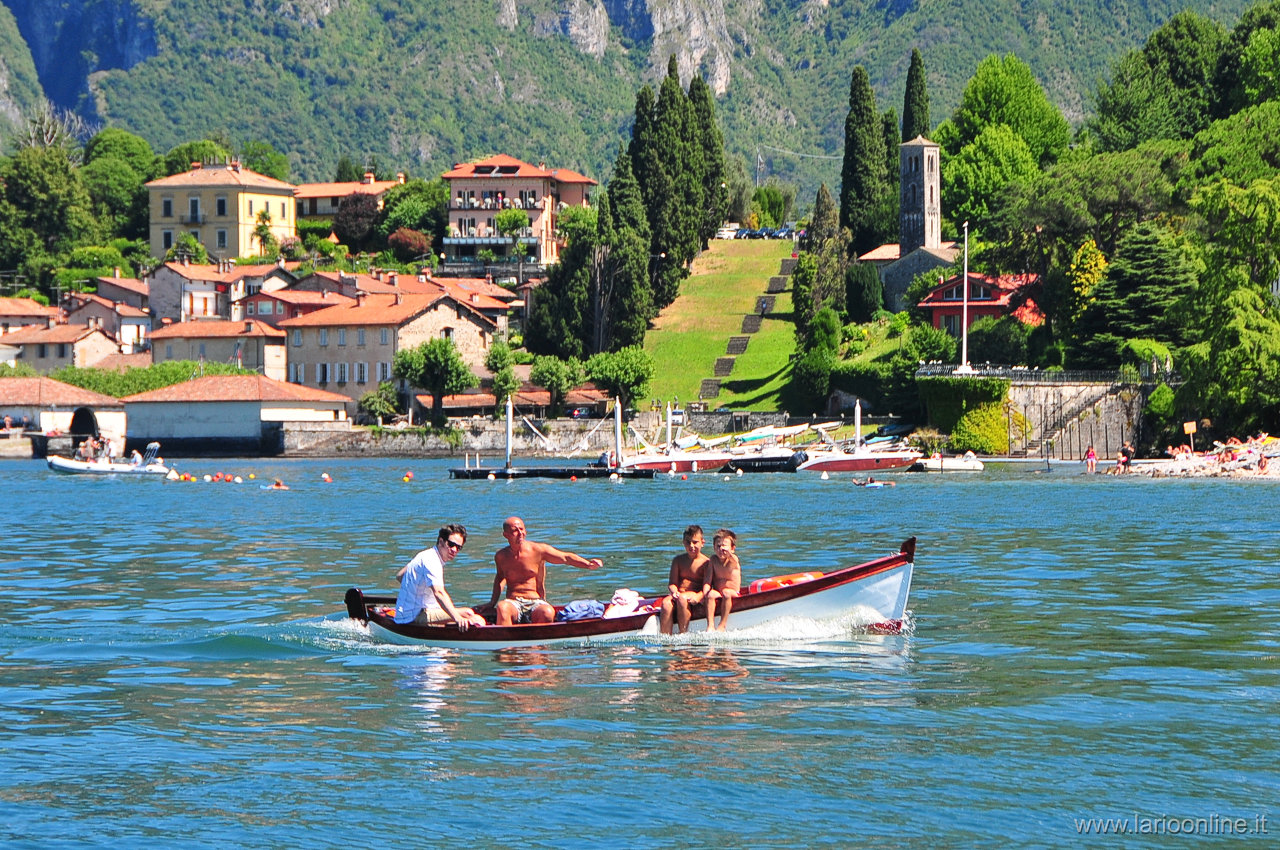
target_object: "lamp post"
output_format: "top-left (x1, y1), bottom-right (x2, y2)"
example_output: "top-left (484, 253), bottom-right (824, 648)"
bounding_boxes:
top-left (955, 220), bottom-right (973, 374)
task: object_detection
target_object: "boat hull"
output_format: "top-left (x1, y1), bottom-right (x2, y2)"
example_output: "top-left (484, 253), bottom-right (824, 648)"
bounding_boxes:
top-left (47, 455), bottom-right (170, 475)
top-left (794, 450), bottom-right (920, 473)
top-left (913, 457), bottom-right (985, 472)
top-left (620, 450), bottom-right (736, 473)
top-left (345, 539), bottom-right (915, 649)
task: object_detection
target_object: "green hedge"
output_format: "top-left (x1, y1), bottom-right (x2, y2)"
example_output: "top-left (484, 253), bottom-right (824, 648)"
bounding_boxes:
top-left (949, 403), bottom-right (1011, 454)
top-left (917, 376), bottom-right (1010, 433)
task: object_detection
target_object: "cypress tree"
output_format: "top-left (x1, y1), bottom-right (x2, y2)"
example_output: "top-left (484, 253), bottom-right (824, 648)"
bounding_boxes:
top-left (902, 49), bottom-right (930, 141)
top-left (839, 66), bottom-right (889, 255)
top-left (688, 74), bottom-right (727, 249)
top-left (811, 183), bottom-right (849, 316)
top-left (655, 56), bottom-right (700, 269)
top-left (600, 153), bottom-right (653, 350)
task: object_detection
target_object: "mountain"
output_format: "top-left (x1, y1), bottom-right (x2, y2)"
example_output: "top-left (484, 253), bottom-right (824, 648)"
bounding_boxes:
top-left (0, 0), bottom-right (1257, 199)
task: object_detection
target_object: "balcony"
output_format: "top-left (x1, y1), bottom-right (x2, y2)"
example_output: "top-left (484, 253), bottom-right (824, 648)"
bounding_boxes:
top-left (180, 214), bottom-right (207, 225)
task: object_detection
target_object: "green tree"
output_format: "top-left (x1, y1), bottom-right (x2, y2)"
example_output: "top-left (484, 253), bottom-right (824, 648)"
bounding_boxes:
top-left (593, 154), bottom-right (653, 352)
top-left (334, 155), bottom-right (361, 182)
top-left (333, 193), bottom-right (380, 253)
top-left (162, 140), bottom-right (231, 176)
top-left (943, 124), bottom-right (1039, 230)
top-left (84, 128), bottom-right (156, 178)
top-left (239, 140), bottom-right (290, 181)
top-left (839, 66), bottom-right (891, 254)
top-left (902, 48), bottom-right (930, 141)
top-left (486, 342), bottom-right (522, 414)
top-left (495, 207), bottom-right (531, 279)
top-left (967, 316), bottom-right (1030, 365)
top-left (378, 178), bottom-right (449, 243)
top-left (688, 74), bottom-right (727, 248)
top-left (526, 205), bottom-right (596, 359)
top-left (393, 337), bottom-right (478, 426)
top-left (846, 261), bottom-right (884, 323)
top-left (359, 381), bottom-right (400, 425)
top-left (164, 232), bottom-right (209, 264)
top-left (80, 155), bottom-right (149, 240)
top-left (1067, 238), bottom-right (1108, 324)
top-left (530, 355), bottom-right (585, 415)
top-left (1214, 0), bottom-right (1280, 118)
top-left (790, 251), bottom-right (818, 345)
top-left (253, 208), bottom-right (278, 257)
top-left (585, 346), bottom-right (654, 410)
top-left (629, 83), bottom-right (685, 310)
top-left (808, 183), bottom-right (849, 318)
top-left (939, 53), bottom-right (1070, 166)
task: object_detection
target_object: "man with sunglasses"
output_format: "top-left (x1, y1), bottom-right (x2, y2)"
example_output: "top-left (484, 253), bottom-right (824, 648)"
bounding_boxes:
top-left (393, 523), bottom-right (486, 629)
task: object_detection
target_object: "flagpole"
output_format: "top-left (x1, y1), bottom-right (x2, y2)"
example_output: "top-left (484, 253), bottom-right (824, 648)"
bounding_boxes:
top-left (955, 220), bottom-right (973, 375)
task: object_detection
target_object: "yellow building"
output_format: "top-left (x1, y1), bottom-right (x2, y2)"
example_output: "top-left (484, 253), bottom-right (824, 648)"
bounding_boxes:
top-left (146, 162), bottom-right (297, 261)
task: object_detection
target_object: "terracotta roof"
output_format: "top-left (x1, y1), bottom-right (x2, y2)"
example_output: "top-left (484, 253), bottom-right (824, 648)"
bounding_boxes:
top-left (294, 176), bottom-right (402, 199)
top-left (0, 376), bottom-right (122, 407)
top-left (95, 276), bottom-right (149, 297)
top-left (146, 163), bottom-right (295, 192)
top-left (158, 261), bottom-right (299, 284)
top-left (148, 319), bottom-right (286, 341)
top-left (66, 292), bottom-right (150, 318)
top-left (93, 352), bottom-right (154, 373)
top-left (0, 297), bottom-right (59, 318)
top-left (277, 291), bottom-right (498, 329)
top-left (253, 290), bottom-right (355, 308)
top-left (0, 324), bottom-right (109, 344)
top-left (442, 153), bottom-right (597, 185)
top-left (121, 374), bottom-right (351, 404)
top-left (859, 244), bottom-right (901, 262)
top-left (431, 382), bottom-right (608, 410)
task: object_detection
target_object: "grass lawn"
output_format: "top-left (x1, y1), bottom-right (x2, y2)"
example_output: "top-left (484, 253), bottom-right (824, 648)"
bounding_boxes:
top-left (645, 240), bottom-right (796, 410)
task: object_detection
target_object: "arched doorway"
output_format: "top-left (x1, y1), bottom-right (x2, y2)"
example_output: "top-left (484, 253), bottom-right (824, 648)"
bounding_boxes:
top-left (68, 408), bottom-right (100, 449)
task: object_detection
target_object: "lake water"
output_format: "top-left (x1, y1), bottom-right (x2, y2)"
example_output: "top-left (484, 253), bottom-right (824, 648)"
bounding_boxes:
top-left (2, 457), bottom-right (1277, 846)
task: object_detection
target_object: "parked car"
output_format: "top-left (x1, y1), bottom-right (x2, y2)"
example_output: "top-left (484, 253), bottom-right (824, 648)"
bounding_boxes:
top-left (735, 228), bottom-right (753, 239)
top-left (568, 406), bottom-right (598, 419)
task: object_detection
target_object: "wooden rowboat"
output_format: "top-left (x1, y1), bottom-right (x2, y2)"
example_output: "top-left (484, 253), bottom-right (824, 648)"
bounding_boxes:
top-left (344, 537), bottom-right (916, 649)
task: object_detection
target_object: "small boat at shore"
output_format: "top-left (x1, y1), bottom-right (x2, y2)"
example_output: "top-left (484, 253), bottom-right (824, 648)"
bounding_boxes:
top-left (912, 451), bottom-right (985, 473)
top-left (47, 442), bottom-right (170, 476)
top-left (794, 447), bottom-right (921, 474)
top-left (344, 538), bottom-right (916, 649)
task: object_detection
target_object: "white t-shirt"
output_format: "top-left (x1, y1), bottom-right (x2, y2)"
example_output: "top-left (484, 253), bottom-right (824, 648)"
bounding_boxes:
top-left (393, 545), bottom-right (446, 624)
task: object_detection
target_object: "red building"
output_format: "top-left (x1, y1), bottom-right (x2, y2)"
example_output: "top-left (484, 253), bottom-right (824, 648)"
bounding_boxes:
top-left (917, 272), bottom-right (1044, 336)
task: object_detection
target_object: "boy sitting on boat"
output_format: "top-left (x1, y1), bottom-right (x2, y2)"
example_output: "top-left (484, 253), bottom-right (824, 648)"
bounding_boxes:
top-left (705, 528), bottom-right (742, 631)
top-left (659, 525), bottom-right (710, 635)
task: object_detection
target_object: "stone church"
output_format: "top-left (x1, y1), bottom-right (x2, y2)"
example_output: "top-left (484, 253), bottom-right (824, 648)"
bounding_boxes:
top-left (859, 136), bottom-right (959, 311)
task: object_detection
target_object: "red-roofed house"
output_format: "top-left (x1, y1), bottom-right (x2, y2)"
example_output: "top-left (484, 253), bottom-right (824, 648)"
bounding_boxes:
top-left (149, 319), bottom-right (287, 380)
top-left (441, 154), bottom-right (596, 272)
top-left (294, 172), bottom-right (406, 219)
top-left (148, 259), bottom-right (297, 325)
top-left (64, 292), bottom-right (152, 353)
top-left (430, 381), bottom-right (608, 419)
top-left (241, 288), bottom-right (355, 328)
top-left (0, 376), bottom-right (126, 442)
top-left (94, 271), bottom-right (149, 312)
top-left (278, 291), bottom-right (500, 402)
top-left (0, 297), bottom-right (59, 334)
top-left (0, 325), bottom-right (119, 371)
top-left (918, 272), bottom-right (1045, 337)
top-left (146, 161), bottom-right (297, 260)
top-left (122, 374), bottom-right (351, 455)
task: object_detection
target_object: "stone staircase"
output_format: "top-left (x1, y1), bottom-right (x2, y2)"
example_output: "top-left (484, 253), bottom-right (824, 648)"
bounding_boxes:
top-left (695, 257), bottom-right (791, 402)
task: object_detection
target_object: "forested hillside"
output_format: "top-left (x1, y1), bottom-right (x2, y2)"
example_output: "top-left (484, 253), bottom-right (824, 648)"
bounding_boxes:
top-left (0, 0), bottom-right (1255, 195)
top-left (0, 5), bottom-right (43, 140)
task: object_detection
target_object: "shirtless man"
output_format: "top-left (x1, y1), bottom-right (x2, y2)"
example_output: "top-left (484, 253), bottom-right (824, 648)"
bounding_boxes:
top-left (705, 528), bottom-right (742, 631)
top-left (659, 525), bottom-right (710, 635)
top-left (488, 516), bottom-right (602, 625)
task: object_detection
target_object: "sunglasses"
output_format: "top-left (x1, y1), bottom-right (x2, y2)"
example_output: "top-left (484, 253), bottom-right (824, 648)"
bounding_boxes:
top-left (445, 539), bottom-right (464, 551)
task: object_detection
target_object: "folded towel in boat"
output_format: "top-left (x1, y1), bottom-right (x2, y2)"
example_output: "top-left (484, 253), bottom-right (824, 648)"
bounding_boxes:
top-left (557, 600), bottom-right (605, 621)
top-left (603, 588), bottom-right (642, 618)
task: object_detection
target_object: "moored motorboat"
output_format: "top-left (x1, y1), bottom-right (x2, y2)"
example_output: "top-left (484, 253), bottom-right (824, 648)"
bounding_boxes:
top-left (46, 441), bottom-right (170, 476)
top-left (912, 451), bottom-right (985, 472)
top-left (793, 447), bottom-right (921, 474)
top-left (344, 537), bottom-right (916, 648)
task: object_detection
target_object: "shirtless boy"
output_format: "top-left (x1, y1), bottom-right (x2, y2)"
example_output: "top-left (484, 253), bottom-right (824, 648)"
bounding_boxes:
top-left (705, 528), bottom-right (741, 631)
top-left (659, 525), bottom-right (710, 635)
top-left (488, 516), bottom-right (602, 625)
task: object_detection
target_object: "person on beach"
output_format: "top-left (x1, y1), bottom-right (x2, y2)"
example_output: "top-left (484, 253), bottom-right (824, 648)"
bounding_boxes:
top-left (1118, 442), bottom-right (1134, 473)
top-left (487, 516), bottom-right (602, 625)
top-left (1085, 445), bottom-right (1097, 474)
top-left (394, 523), bottom-right (486, 630)
top-left (659, 525), bottom-right (710, 635)
top-left (705, 528), bottom-right (742, 631)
